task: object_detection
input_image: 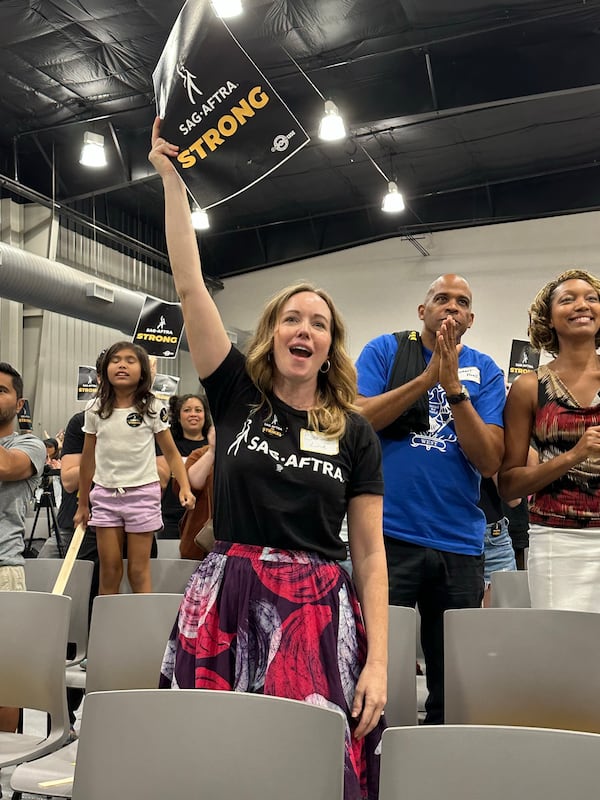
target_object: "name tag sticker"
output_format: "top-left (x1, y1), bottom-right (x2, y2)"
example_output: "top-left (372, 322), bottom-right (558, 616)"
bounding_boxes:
top-left (300, 429), bottom-right (339, 456)
top-left (458, 367), bottom-right (481, 384)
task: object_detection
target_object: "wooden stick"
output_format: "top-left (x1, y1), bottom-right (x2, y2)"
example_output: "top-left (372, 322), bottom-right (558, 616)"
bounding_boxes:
top-left (52, 524), bottom-right (86, 595)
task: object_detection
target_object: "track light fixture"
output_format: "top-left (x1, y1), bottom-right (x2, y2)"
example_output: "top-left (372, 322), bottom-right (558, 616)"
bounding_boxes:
top-left (211, 0), bottom-right (243, 17)
top-left (281, 48), bottom-right (347, 143)
top-left (191, 205), bottom-right (210, 230)
top-left (79, 131), bottom-right (107, 168)
top-left (356, 143), bottom-right (406, 215)
top-left (381, 181), bottom-right (405, 213)
top-left (318, 100), bottom-right (346, 142)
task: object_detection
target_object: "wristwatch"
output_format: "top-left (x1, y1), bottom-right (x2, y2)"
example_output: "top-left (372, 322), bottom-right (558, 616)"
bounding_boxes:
top-left (446, 385), bottom-right (470, 405)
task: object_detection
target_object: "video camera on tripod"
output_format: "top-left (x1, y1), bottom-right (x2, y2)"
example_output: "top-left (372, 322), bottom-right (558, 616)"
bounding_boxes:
top-left (41, 464), bottom-right (60, 491)
top-left (23, 464), bottom-right (65, 558)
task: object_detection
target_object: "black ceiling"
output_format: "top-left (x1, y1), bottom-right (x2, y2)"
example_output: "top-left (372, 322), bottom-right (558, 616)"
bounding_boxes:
top-left (1, 0), bottom-right (600, 280)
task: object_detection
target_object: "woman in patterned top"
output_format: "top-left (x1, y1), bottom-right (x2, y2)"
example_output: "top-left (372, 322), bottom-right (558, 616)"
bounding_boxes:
top-left (499, 269), bottom-right (600, 610)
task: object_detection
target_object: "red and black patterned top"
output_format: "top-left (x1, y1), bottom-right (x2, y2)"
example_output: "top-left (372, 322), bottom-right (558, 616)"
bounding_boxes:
top-left (530, 364), bottom-right (600, 528)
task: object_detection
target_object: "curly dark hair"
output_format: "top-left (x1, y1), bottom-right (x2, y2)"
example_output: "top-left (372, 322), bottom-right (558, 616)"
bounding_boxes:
top-left (168, 393), bottom-right (212, 440)
top-left (95, 341), bottom-right (155, 419)
top-left (528, 269), bottom-right (600, 356)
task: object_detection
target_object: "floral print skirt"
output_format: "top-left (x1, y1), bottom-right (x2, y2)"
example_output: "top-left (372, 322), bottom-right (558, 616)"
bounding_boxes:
top-left (159, 540), bottom-right (385, 800)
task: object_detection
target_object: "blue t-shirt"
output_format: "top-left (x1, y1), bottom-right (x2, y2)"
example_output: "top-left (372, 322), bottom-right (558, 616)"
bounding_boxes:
top-left (356, 333), bottom-right (505, 555)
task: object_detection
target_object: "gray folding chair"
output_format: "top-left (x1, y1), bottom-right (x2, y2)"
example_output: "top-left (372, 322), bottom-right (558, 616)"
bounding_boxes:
top-left (489, 569), bottom-right (531, 607)
top-left (71, 690), bottom-right (345, 800)
top-left (24, 558), bottom-right (94, 665)
top-left (386, 605), bottom-right (417, 726)
top-left (379, 725), bottom-right (600, 800)
top-left (119, 557), bottom-right (200, 593)
top-left (155, 538), bottom-right (182, 558)
top-left (414, 605), bottom-right (427, 718)
top-left (83, 592), bottom-right (182, 692)
top-left (445, 608), bottom-right (600, 731)
top-left (0, 591), bottom-right (70, 768)
top-left (11, 592), bottom-right (182, 798)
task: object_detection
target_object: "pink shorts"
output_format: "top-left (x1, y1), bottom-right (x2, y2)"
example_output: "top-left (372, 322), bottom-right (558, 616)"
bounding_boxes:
top-left (89, 482), bottom-right (163, 533)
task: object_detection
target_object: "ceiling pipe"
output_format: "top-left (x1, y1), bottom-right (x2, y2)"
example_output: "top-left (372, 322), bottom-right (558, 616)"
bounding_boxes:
top-left (0, 241), bottom-right (191, 351)
top-left (0, 172), bottom-right (169, 268)
top-left (0, 172), bottom-right (224, 293)
top-left (0, 241), bottom-right (143, 330)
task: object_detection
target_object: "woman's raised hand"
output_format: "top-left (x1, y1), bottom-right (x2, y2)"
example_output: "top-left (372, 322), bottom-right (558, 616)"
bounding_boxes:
top-left (148, 116), bottom-right (180, 178)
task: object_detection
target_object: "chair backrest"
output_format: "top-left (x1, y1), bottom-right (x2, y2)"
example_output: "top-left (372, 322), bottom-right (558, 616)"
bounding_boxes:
top-left (85, 593), bottom-right (182, 692)
top-left (379, 725), bottom-right (600, 800)
top-left (24, 559), bottom-right (94, 663)
top-left (444, 608), bottom-right (600, 731)
top-left (72, 689), bottom-right (345, 800)
top-left (0, 591), bottom-right (70, 743)
top-left (155, 539), bottom-right (181, 558)
top-left (386, 605), bottom-right (417, 725)
top-left (415, 604), bottom-right (424, 659)
top-left (119, 557), bottom-right (200, 593)
top-left (489, 569), bottom-right (531, 607)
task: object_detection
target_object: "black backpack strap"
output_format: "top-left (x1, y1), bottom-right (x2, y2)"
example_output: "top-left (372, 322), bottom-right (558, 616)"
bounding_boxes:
top-left (380, 330), bottom-right (429, 440)
top-left (385, 331), bottom-right (414, 392)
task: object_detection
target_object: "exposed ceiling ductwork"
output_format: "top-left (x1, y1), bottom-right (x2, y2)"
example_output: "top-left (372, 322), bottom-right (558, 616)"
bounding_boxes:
top-left (0, 240), bottom-right (156, 338)
top-left (1, 1), bottom-right (599, 276)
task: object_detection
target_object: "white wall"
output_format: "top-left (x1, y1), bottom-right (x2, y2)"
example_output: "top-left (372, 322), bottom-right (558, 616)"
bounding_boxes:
top-left (214, 210), bottom-right (600, 374)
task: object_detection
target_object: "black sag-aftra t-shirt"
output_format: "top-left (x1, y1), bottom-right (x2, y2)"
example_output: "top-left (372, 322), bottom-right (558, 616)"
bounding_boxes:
top-left (202, 346), bottom-right (383, 561)
top-left (156, 436), bottom-right (207, 537)
top-left (57, 411), bottom-right (86, 531)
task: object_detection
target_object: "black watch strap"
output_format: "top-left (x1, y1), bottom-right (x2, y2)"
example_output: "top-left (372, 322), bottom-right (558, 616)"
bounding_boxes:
top-left (446, 385), bottom-right (470, 405)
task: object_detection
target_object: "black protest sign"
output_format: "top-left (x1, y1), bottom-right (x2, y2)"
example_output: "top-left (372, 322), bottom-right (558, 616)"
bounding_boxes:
top-left (17, 399), bottom-right (32, 431)
top-left (133, 297), bottom-right (184, 358)
top-left (152, 374), bottom-right (180, 402)
top-left (508, 339), bottom-right (539, 383)
top-left (152, 0), bottom-right (309, 210)
top-left (77, 365), bottom-right (98, 401)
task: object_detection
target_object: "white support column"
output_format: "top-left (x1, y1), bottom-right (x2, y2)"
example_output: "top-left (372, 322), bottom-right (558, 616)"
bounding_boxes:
top-left (0, 297), bottom-right (24, 368)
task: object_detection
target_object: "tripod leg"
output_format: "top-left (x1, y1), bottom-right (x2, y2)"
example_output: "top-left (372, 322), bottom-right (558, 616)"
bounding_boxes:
top-left (24, 507), bottom-right (42, 556)
top-left (47, 505), bottom-right (65, 559)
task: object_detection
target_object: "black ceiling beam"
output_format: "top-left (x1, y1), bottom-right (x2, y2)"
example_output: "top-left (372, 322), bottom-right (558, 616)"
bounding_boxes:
top-left (311, 1), bottom-right (600, 70)
top-left (198, 161), bottom-right (600, 278)
top-left (49, 75), bottom-right (600, 213)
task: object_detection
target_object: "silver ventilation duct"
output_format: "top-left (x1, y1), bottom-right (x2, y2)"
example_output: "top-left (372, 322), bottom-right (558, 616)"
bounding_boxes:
top-left (0, 241), bottom-right (144, 331)
top-left (0, 241), bottom-right (196, 351)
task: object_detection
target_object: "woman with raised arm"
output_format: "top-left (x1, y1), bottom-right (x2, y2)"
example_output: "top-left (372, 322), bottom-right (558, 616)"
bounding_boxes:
top-left (499, 269), bottom-right (600, 611)
top-left (149, 118), bottom-right (388, 800)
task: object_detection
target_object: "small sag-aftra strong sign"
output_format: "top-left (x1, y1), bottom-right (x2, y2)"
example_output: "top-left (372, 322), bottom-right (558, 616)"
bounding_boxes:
top-left (508, 339), bottom-right (540, 383)
top-left (77, 365), bottom-right (98, 401)
top-left (133, 296), bottom-right (185, 358)
top-left (17, 398), bottom-right (33, 431)
top-left (152, 374), bottom-right (181, 402)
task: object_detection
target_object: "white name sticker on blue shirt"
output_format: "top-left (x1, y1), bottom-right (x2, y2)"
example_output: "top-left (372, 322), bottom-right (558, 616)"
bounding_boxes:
top-left (300, 429), bottom-right (340, 456)
top-left (458, 366), bottom-right (481, 384)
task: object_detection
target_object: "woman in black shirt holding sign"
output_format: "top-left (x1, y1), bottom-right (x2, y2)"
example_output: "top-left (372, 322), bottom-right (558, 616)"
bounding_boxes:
top-left (149, 118), bottom-right (388, 800)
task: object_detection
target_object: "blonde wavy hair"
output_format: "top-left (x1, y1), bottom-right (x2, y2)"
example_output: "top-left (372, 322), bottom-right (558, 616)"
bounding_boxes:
top-left (528, 269), bottom-right (600, 355)
top-left (245, 283), bottom-right (358, 438)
